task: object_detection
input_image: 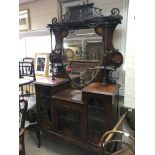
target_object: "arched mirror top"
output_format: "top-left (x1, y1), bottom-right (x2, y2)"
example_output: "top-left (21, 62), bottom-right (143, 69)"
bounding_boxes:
top-left (47, 3), bottom-right (123, 89)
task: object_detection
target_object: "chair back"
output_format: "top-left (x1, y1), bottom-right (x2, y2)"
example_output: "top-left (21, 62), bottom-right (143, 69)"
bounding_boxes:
top-left (19, 61), bottom-right (36, 81)
top-left (19, 61), bottom-right (36, 97)
top-left (100, 110), bottom-right (135, 155)
top-left (23, 57), bottom-right (34, 62)
top-left (19, 99), bottom-right (28, 129)
top-left (19, 99), bottom-right (28, 155)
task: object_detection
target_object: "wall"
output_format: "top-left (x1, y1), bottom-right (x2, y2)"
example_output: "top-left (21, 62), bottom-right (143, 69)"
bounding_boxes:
top-left (19, 0), bottom-right (58, 60)
top-left (124, 0), bottom-right (135, 108)
top-left (20, 0), bottom-right (58, 30)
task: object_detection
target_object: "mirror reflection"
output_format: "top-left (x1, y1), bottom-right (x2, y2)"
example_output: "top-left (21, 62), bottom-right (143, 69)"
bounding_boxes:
top-left (63, 29), bottom-right (104, 87)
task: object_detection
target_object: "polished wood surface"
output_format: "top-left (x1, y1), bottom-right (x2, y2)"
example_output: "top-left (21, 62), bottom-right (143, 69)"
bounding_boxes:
top-left (82, 82), bottom-right (120, 96)
top-left (52, 89), bottom-right (82, 104)
top-left (35, 77), bottom-right (69, 86)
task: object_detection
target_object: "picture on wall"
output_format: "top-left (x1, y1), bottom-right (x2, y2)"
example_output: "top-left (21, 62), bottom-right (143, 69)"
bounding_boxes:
top-left (19, 9), bottom-right (30, 31)
top-left (34, 53), bottom-right (49, 76)
top-left (57, 0), bottom-right (88, 22)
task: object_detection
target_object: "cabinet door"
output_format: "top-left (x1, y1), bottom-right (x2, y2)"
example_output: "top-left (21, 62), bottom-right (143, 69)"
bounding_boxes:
top-left (83, 93), bottom-right (119, 145)
top-left (86, 95), bottom-right (108, 144)
top-left (54, 107), bottom-right (82, 139)
top-left (36, 85), bottom-right (53, 130)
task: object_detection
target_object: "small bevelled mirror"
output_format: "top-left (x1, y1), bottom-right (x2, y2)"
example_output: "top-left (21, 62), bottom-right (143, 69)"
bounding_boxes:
top-left (62, 29), bottom-right (104, 88)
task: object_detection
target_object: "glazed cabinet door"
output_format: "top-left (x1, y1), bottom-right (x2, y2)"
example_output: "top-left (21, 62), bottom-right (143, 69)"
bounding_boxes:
top-left (83, 92), bottom-right (119, 146)
top-left (35, 84), bottom-right (53, 131)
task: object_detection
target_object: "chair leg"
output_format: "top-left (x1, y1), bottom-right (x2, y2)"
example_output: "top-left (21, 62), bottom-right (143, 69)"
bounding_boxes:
top-left (19, 133), bottom-right (26, 155)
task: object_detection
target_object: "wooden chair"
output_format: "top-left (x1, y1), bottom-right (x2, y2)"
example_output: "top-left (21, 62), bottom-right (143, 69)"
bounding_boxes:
top-left (23, 57), bottom-right (34, 62)
top-left (19, 61), bottom-right (36, 81)
top-left (19, 60), bottom-right (36, 124)
top-left (100, 108), bottom-right (135, 155)
top-left (19, 60), bottom-right (40, 147)
top-left (19, 99), bottom-right (28, 155)
top-left (19, 60), bottom-right (36, 103)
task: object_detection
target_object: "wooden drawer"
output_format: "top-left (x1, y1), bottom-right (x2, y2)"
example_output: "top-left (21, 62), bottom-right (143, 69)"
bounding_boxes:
top-left (52, 98), bottom-right (84, 112)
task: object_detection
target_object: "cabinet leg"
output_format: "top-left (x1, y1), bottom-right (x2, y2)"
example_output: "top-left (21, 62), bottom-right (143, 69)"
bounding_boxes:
top-left (37, 128), bottom-right (41, 147)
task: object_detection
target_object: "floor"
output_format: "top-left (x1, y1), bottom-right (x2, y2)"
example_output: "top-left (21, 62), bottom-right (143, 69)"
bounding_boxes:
top-left (25, 130), bottom-right (98, 155)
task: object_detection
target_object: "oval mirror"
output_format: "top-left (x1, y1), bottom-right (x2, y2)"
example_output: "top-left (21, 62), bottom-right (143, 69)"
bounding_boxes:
top-left (62, 29), bottom-right (104, 88)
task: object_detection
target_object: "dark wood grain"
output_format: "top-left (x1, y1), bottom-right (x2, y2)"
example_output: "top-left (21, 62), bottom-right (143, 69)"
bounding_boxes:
top-left (35, 77), bottom-right (69, 86)
top-left (35, 77), bottom-right (71, 131)
top-left (82, 82), bottom-right (120, 95)
top-left (52, 89), bottom-right (82, 104)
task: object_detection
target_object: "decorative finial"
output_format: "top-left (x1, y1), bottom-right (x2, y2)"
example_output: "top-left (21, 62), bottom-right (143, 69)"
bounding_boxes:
top-left (111, 8), bottom-right (120, 15)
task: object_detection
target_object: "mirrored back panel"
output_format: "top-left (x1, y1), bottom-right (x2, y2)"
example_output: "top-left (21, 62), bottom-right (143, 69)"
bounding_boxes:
top-left (63, 29), bottom-right (104, 87)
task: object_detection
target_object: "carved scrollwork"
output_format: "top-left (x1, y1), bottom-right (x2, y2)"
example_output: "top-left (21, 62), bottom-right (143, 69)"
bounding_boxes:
top-left (111, 8), bottom-right (120, 15)
top-left (52, 17), bottom-right (58, 24)
top-left (61, 29), bottom-right (69, 38)
top-left (62, 3), bottom-right (104, 23)
top-left (94, 26), bottom-right (104, 36)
